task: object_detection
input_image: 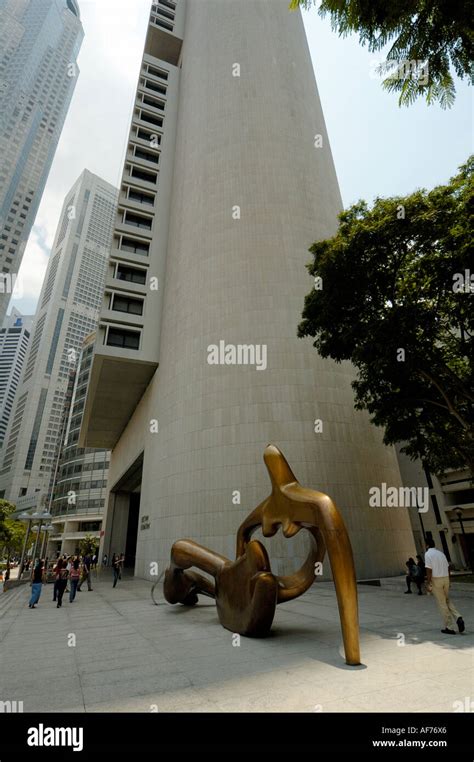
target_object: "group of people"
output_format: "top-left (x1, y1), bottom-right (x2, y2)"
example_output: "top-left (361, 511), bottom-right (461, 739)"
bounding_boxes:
top-left (27, 550), bottom-right (126, 608)
top-left (25, 539), bottom-right (467, 637)
top-left (28, 553), bottom-right (94, 609)
top-left (405, 538), bottom-right (466, 636)
top-left (404, 554), bottom-right (426, 595)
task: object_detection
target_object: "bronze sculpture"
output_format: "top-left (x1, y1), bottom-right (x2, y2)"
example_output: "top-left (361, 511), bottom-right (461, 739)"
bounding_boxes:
top-left (164, 445), bottom-right (361, 665)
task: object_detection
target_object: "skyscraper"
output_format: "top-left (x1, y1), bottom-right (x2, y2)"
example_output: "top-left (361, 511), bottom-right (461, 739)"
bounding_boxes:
top-left (81, 0), bottom-right (415, 579)
top-left (48, 332), bottom-right (110, 557)
top-left (0, 306), bottom-right (33, 449)
top-left (0, 169), bottom-right (118, 511)
top-left (0, 0), bottom-right (84, 323)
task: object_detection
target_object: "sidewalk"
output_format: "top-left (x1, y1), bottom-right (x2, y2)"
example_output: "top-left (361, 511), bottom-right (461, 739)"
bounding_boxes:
top-left (0, 573), bottom-right (472, 713)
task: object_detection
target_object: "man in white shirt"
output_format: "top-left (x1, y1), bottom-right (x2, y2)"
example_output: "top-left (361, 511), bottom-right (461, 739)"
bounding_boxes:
top-left (425, 538), bottom-right (465, 635)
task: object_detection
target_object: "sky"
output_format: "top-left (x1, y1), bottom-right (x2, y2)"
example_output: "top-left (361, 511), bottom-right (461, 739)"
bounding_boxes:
top-left (10, 0), bottom-right (473, 315)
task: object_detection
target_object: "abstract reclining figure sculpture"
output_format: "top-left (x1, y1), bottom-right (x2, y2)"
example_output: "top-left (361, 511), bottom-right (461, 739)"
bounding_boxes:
top-left (164, 445), bottom-right (361, 665)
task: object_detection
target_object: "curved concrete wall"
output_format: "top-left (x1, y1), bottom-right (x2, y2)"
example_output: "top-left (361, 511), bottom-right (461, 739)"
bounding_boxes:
top-left (119, 0), bottom-right (415, 580)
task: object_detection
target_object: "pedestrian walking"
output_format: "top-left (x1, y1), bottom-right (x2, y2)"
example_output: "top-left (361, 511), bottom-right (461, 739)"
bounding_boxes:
top-left (425, 538), bottom-right (466, 634)
top-left (102, 553), bottom-right (108, 567)
top-left (69, 558), bottom-right (81, 602)
top-left (28, 559), bottom-right (45, 608)
top-left (53, 558), bottom-right (63, 602)
top-left (77, 553), bottom-right (93, 591)
top-left (112, 554), bottom-right (121, 587)
top-left (63, 555), bottom-right (73, 593)
top-left (56, 560), bottom-right (68, 608)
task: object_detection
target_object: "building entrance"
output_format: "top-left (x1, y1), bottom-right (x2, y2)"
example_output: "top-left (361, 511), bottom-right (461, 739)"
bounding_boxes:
top-left (104, 453), bottom-right (143, 574)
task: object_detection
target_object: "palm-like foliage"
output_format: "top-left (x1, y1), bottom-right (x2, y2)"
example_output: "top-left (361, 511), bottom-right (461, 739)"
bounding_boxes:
top-left (289, 0), bottom-right (473, 108)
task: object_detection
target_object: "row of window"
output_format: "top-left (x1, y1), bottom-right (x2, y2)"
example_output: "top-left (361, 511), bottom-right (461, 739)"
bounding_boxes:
top-left (59, 460), bottom-right (108, 477)
top-left (128, 187), bottom-right (155, 206)
top-left (52, 498), bottom-right (105, 515)
top-left (119, 236), bottom-right (150, 256)
top-left (116, 263), bottom-right (147, 285)
top-left (123, 210), bottom-right (153, 230)
top-left (54, 479), bottom-right (107, 496)
top-left (101, 51), bottom-right (175, 351)
top-left (110, 294), bottom-right (144, 316)
top-left (130, 165), bottom-right (157, 184)
top-left (107, 328), bottom-right (140, 350)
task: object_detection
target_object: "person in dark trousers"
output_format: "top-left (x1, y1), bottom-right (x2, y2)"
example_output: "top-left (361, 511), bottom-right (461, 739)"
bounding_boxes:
top-left (416, 554), bottom-right (426, 582)
top-left (53, 558), bottom-right (63, 602)
top-left (78, 554), bottom-right (93, 591)
top-left (112, 554), bottom-right (121, 587)
top-left (56, 560), bottom-right (68, 608)
top-left (29, 559), bottom-right (45, 608)
top-left (404, 557), bottom-right (423, 595)
top-left (69, 557), bottom-right (81, 602)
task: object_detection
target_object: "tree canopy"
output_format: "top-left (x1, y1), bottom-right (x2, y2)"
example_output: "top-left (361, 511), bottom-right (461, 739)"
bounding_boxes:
top-left (0, 499), bottom-right (25, 560)
top-left (298, 156), bottom-right (474, 475)
top-left (79, 534), bottom-right (99, 557)
top-left (289, 0), bottom-right (474, 108)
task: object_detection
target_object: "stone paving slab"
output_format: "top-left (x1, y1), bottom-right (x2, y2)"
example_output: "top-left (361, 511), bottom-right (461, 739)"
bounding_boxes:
top-left (0, 576), bottom-right (472, 713)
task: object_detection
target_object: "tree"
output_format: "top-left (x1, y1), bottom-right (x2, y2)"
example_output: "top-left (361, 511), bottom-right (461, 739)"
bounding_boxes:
top-left (289, 0), bottom-right (474, 108)
top-left (1, 519), bottom-right (26, 560)
top-left (0, 499), bottom-right (16, 553)
top-left (79, 534), bottom-right (98, 558)
top-left (298, 156), bottom-right (473, 476)
top-left (0, 499), bottom-right (25, 563)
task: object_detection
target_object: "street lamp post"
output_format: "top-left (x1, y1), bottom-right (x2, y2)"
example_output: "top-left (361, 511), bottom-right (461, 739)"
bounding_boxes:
top-left (30, 512), bottom-right (43, 567)
top-left (40, 523), bottom-right (54, 559)
top-left (455, 508), bottom-right (470, 569)
top-left (18, 512), bottom-right (33, 578)
top-left (38, 512), bottom-right (52, 564)
top-left (30, 511), bottom-right (53, 566)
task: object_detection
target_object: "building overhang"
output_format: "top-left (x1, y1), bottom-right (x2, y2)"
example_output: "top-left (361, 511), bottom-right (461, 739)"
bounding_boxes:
top-left (51, 513), bottom-right (103, 524)
top-left (79, 352), bottom-right (157, 450)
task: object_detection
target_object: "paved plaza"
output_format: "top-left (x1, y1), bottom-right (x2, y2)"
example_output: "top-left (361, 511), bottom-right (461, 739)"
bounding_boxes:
top-left (0, 573), bottom-right (472, 713)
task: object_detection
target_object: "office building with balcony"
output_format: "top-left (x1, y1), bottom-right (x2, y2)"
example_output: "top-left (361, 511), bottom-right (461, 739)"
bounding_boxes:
top-left (81, 0), bottom-right (416, 579)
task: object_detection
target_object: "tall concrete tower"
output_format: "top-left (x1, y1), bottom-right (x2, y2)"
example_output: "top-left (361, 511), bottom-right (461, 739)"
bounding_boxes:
top-left (0, 170), bottom-right (117, 511)
top-left (0, 307), bottom-right (33, 449)
top-left (81, 0), bottom-right (415, 579)
top-left (0, 0), bottom-right (84, 323)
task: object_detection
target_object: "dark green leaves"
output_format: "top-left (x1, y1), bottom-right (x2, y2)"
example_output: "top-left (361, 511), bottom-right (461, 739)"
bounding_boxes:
top-left (298, 157), bottom-right (474, 474)
top-left (289, 0), bottom-right (474, 108)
